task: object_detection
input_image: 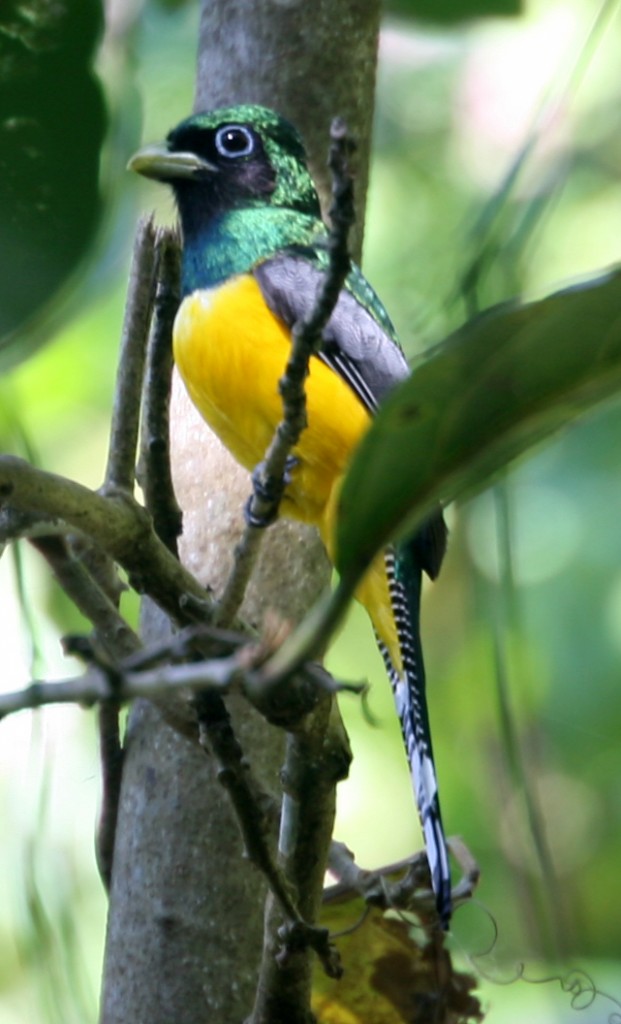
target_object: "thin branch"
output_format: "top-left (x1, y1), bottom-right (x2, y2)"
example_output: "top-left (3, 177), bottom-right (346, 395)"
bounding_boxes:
top-left (120, 622), bottom-right (249, 670)
top-left (326, 844), bottom-right (434, 915)
top-left (30, 534), bottom-right (140, 658)
top-left (68, 535), bottom-right (127, 608)
top-left (30, 211), bottom-right (158, 882)
top-left (216, 118), bottom-right (356, 626)
top-left (326, 839), bottom-right (479, 917)
top-left (193, 691), bottom-right (341, 982)
top-left (194, 691), bottom-right (302, 918)
top-left (96, 700), bottom-right (124, 889)
top-left (0, 653), bottom-right (243, 720)
top-left (0, 456), bottom-right (214, 627)
top-left (29, 533), bottom-right (134, 888)
top-left (0, 622), bottom-right (357, 723)
top-left (103, 216), bottom-right (158, 494)
top-left (93, 215), bottom-right (159, 885)
top-left (139, 228), bottom-right (183, 555)
top-left (251, 698), bottom-right (350, 1022)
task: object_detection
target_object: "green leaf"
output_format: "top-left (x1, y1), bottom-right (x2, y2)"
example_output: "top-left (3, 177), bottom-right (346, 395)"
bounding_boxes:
top-left (0, 0), bottom-right (106, 367)
top-left (336, 268), bottom-right (621, 583)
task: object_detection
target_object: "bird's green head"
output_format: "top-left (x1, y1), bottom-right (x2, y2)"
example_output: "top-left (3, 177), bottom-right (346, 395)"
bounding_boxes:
top-left (129, 105), bottom-right (324, 289)
top-left (129, 104), bottom-right (321, 221)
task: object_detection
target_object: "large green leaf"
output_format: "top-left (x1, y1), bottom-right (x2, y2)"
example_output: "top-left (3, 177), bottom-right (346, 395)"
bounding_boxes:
top-left (335, 268), bottom-right (621, 583)
top-left (0, 0), bottom-right (106, 366)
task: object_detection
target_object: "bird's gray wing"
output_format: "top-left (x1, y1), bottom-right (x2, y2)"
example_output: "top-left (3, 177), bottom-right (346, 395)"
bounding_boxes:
top-left (254, 252), bottom-right (409, 415)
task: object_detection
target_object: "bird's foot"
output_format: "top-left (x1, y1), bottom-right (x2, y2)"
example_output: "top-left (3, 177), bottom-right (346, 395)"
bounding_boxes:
top-left (244, 456), bottom-right (298, 528)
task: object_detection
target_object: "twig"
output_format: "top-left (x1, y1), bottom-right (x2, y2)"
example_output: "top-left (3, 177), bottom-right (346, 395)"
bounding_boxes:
top-left (139, 228), bottom-right (183, 555)
top-left (0, 456), bottom-right (214, 627)
top-left (103, 216), bottom-right (157, 494)
top-left (216, 118), bottom-right (356, 626)
top-left (119, 622), bottom-right (249, 670)
top-left (97, 699), bottom-right (124, 890)
top-left (251, 697), bottom-right (350, 1021)
top-left (193, 689), bottom-right (342, 983)
top-left (30, 535), bottom-right (140, 659)
top-left (29, 534), bottom-right (134, 887)
top-left (27, 214), bottom-right (156, 886)
top-left (326, 840), bottom-right (379, 895)
top-left (0, 652), bottom-right (245, 720)
top-left (326, 843), bottom-right (432, 911)
top-left (0, 622), bottom-right (356, 724)
top-left (326, 839), bottom-right (479, 915)
top-left (194, 690), bottom-right (303, 921)
top-left (97, 215), bottom-right (159, 885)
top-left (67, 535), bottom-right (127, 607)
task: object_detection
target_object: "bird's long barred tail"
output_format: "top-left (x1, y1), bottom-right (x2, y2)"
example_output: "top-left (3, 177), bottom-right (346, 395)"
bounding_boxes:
top-left (379, 550), bottom-right (452, 928)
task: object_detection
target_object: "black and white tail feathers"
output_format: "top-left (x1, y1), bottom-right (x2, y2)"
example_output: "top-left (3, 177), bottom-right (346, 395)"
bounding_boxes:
top-left (378, 530), bottom-right (452, 929)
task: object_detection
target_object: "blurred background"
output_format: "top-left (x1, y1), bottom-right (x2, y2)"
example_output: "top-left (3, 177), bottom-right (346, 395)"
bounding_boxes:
top-left (1, 0), bottom-right (621, 1020)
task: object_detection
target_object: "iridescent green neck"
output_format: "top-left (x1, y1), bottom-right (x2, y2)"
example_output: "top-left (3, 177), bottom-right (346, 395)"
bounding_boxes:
top-left (180, 206), bottom-right (324, 294)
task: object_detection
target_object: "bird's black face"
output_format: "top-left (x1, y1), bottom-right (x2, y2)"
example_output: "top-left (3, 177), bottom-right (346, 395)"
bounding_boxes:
top-left (166, 119), bottom-right (277, 209)
top-left (129, 105), bottom-right (321, 224)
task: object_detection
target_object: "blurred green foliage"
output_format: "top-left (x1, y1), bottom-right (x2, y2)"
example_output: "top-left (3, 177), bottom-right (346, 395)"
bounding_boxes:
top-left (2, 0), bottom-right (621, 1021)
top-left (0, 0), bottom-right (106, 366)
top-left (387, 0), bottom-right (521, 23)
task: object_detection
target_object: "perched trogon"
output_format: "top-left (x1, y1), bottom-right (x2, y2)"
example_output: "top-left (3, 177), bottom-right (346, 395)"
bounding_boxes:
top-left (129, 105), bottom-right (452, 928)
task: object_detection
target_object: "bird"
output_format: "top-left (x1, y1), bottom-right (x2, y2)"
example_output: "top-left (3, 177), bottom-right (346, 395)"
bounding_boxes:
top-left (129, 104), bottom-right (452, 928)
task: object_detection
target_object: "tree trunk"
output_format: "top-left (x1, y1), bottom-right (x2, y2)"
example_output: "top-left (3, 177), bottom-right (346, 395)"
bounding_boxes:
top-left (99, 2), bottom-right (380, 1021)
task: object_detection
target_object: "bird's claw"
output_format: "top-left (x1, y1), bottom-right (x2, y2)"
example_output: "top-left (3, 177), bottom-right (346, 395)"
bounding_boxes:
top-left (244, 456), bottom-right (298, 528)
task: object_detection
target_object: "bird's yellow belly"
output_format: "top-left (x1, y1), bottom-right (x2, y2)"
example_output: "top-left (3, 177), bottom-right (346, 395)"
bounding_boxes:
top-left (173, 273), bottom-right (400, 663)
top-left (173, 274), bottom-right (370, 526)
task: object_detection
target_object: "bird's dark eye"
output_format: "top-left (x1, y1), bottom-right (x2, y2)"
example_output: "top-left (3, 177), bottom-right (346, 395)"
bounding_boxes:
top-left (214, 125), bottom-right (255, 158)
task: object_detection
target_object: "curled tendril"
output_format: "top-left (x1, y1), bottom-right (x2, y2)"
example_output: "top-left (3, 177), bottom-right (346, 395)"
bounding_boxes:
top-left (451, 902), bottom-right (621, 1023)
top-left (525, 967), bottom-right (621, 1022)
